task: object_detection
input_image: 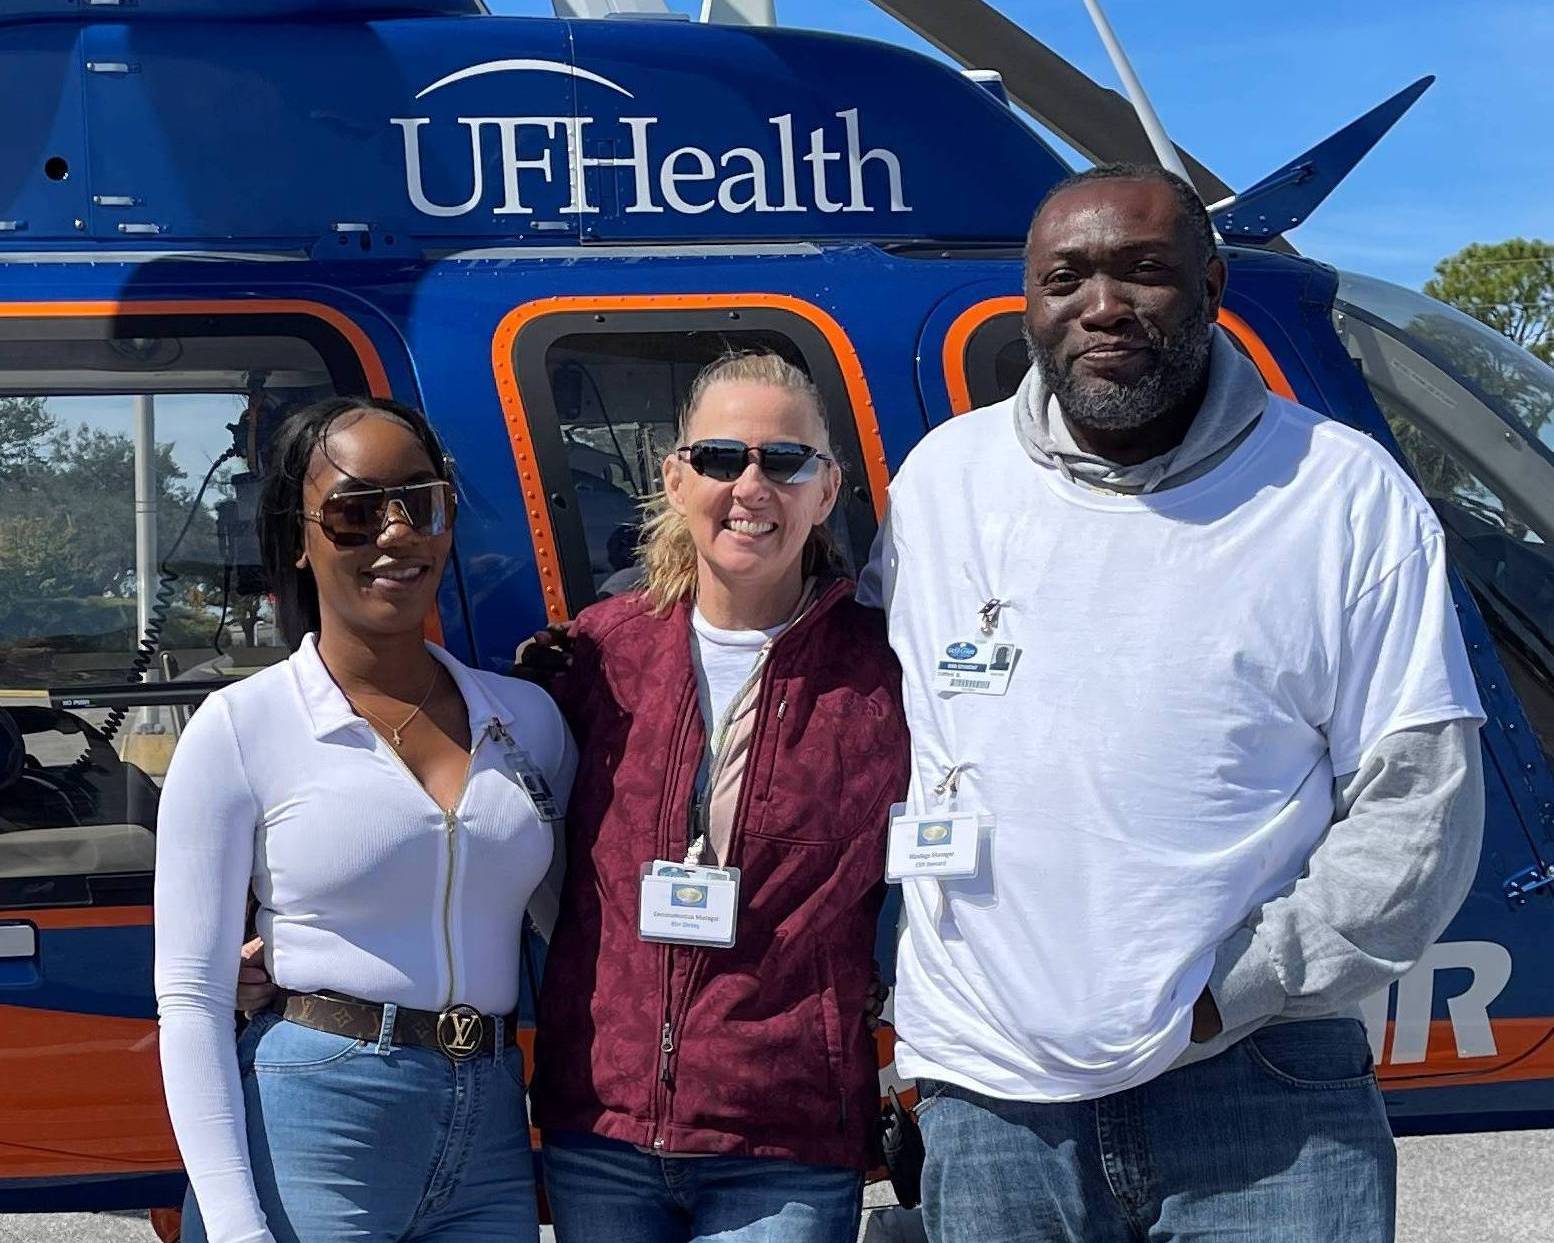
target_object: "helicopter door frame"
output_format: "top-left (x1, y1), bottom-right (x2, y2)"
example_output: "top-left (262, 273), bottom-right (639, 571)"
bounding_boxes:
top-left (942, 293), bottom-right (1025, 414)
top-left (0, 299), bottom-right (391, 395)
top-left (492, 294), bottom-right (889, 621)
top-left (0, 297), bottom-right (397, 1215)
top-left (0, 296), bottom-right (395, 915)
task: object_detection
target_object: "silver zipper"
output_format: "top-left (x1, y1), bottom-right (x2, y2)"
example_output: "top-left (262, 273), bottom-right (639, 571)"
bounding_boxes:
top-left (440, 806), bottom-right (459, 1007)
top-left (377, 718), bottom-right (491, 1009)
top-left (659, 1020), bottom-right (676, 1082)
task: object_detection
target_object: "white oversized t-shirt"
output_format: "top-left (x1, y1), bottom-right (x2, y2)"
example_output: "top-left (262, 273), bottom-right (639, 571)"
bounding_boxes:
top-left (870, 394), bottom-right (1483, 1102)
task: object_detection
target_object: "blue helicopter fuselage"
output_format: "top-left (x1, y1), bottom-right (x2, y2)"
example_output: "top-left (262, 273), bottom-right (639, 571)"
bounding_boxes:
top-left (0, 4), bottom-right (1551, 1216)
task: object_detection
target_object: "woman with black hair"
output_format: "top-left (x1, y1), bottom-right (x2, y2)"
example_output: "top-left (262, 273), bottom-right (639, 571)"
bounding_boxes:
top-left (154, 396), bottom-right (574, 1243)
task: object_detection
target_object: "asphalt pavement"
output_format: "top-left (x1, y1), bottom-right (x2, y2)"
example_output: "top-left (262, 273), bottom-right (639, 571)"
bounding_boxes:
top-left (2, 1129), bottom-right (1549, 1243)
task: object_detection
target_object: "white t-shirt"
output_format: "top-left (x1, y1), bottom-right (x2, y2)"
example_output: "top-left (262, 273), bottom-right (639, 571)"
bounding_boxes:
top-left (690, 606), bottom-right (788, 741)
top-left (869, 394), bottom-right (1483, 1103)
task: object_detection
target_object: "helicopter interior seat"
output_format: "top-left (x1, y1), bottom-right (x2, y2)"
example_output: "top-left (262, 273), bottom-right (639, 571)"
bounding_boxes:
top-left (1433, 499), bottom-right (1554, 631)
top-left (0, 706), bottom-right (159, 876)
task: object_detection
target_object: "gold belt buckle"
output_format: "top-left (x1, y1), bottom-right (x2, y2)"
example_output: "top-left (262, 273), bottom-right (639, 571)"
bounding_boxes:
top-left (436, 1004), bottom-right (486, 1061)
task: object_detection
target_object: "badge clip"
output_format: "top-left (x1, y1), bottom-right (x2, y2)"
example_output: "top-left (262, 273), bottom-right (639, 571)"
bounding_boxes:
top-left (492, 721), bottom-right (563, 822)
top-left (934, 764), bottom-right (967, 802)
top-left (977, 597), bottom-right (1005, 636)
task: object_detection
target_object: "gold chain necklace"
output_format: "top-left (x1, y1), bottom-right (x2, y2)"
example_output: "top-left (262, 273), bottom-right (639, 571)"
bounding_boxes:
top-left (351, 668), bottom-right (440, 750)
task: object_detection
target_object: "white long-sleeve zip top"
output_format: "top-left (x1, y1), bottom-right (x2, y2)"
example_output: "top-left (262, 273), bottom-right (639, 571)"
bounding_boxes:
top-left (153, 634), bottom-right (576, 1243)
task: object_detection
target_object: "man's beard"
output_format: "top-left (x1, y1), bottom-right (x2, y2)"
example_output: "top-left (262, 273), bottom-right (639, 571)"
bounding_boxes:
top-left (1031, 302), bottom-right (1214, 433)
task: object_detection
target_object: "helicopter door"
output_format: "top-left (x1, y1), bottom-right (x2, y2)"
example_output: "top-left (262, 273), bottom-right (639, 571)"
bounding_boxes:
top-left (0, 302), bottom-right (397, 1212)
top-left (491, 296), bottom-right (887, 622)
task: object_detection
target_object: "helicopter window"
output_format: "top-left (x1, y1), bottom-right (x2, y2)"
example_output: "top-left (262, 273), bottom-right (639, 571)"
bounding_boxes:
top-left (1377, 407), bottom-right (1554, 768)
top-left (962, 312), bottom-right (1030, 409)
top-left (509, 309), bottom-right (879, 612)
top-left (957, 308), bottom-right (1271, 413)
top-left (1336, 272), bottom-right (1554, 460)
top-left (0, 314), bottom-right (367, 903)
top-left (1334, 286), bottom-right (1554, 770)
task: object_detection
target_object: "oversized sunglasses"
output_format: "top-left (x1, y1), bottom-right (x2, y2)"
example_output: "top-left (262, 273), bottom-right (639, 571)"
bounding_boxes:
top-left (675, 439), bottom-right (833, 484)
top-left (302, 480), bottom-right (457, 548)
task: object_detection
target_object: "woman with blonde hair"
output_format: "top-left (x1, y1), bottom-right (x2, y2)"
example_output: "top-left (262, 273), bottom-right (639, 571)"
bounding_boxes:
top-left (531, 351), bottom-right (910, 1242)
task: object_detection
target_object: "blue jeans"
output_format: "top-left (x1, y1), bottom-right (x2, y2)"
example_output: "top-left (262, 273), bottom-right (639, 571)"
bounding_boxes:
top-left (542, 1131), bottom-right (864, 1243)
top-left (916, 1018), bottom-right (1395, 1243)
top-left (180, 1012), bottom-right (539, 1242)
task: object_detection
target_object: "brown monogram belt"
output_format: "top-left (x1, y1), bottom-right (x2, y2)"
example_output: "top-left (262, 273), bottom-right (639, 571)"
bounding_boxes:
top-left (270, 990), bottom-right (517, 1062)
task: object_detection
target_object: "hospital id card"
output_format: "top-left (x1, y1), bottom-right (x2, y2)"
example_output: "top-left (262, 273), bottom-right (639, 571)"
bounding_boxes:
top-left (931, 639), bottom-right (1019, 696)
top-left (500, 747), bottom-right (564, 822)
top-left (885, 810), bottom-right (982, 882)
top-left (639, 862), bottom-right (740, 947)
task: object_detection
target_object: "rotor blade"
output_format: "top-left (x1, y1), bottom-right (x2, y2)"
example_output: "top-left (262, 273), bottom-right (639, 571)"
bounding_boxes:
top-left (866, 0), bottom-right (1293, 253)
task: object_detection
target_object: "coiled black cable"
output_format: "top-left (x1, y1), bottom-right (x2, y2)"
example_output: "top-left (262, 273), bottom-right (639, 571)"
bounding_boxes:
top-left (70, 445), bottom-right (240, 772)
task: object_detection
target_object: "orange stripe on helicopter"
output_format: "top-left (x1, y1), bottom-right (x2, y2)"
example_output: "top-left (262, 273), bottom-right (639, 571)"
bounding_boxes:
top-left (491, 294), bottom-right (889, 624)
top-left (3, 1003), bottom-right (1548, 1189)
top-left (23, 907), bottom-right (154, 931)
top-left (0, 1006), bottom-right (178, 1181)
top-left (941, 297), bottom-right (1298, 414)
top-left (1216, 307), bottom-right (1297, 401)
top-left (1378, 1018), bottom-right (1554, 1092)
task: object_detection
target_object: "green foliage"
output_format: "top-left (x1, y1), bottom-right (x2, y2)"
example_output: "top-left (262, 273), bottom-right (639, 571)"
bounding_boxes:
top-left (1424, 238), bottom-right (1554, 365)
top-left (0, 397), bottom-right (231, 665)
top-left (0, 396), bottom-right (55, 480)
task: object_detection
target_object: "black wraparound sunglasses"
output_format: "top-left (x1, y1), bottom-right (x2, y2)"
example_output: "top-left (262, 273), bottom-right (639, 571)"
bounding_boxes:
top-left (675, 439), bottom-right (833, 484)
top-left (302, 480), bottom-right (457, 548)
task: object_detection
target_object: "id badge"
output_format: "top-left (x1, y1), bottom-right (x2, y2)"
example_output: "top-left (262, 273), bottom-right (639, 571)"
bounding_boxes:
top-left (639, 861), bottom-right (740, 947)
top-left (931, 639), bottom-right (1020, 696)
top-left (885, 807), bottom-right (983, 882)
top-left (500, 746), bottom-right (563, 822)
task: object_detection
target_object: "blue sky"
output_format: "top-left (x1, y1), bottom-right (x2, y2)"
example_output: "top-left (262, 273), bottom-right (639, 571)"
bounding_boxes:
top-left (490, 0), bottom-right (1552, 289)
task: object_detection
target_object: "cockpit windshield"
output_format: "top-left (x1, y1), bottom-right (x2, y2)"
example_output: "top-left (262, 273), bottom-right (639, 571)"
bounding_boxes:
top-left (1337, 271), bottom-right (1554, 461)
top-left (1334, 273), bottom-right (1554, 766)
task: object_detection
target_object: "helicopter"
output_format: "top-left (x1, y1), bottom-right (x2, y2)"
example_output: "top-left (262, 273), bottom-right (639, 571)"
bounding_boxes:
top-left (0, 0), bottom-right (1551, 1226)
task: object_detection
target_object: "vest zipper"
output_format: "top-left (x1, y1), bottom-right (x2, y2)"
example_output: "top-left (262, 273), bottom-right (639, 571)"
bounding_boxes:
top-left (652, 684), bottom-right (701, 1150)
top-left (659, 1021), bottom-right (676, 1082)
top-left (658, 659), bottom-right (781, 1118)
top-left (659, 580), bottom-right (848, 1134)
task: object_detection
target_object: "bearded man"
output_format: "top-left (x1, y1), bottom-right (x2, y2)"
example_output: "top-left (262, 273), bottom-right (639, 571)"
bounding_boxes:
top-left (863, 165), bottom-right (1486, 1242)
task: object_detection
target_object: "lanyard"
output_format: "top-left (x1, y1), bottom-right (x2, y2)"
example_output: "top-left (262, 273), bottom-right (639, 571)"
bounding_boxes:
top-left (684, 578), bottom-right (819, 866)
